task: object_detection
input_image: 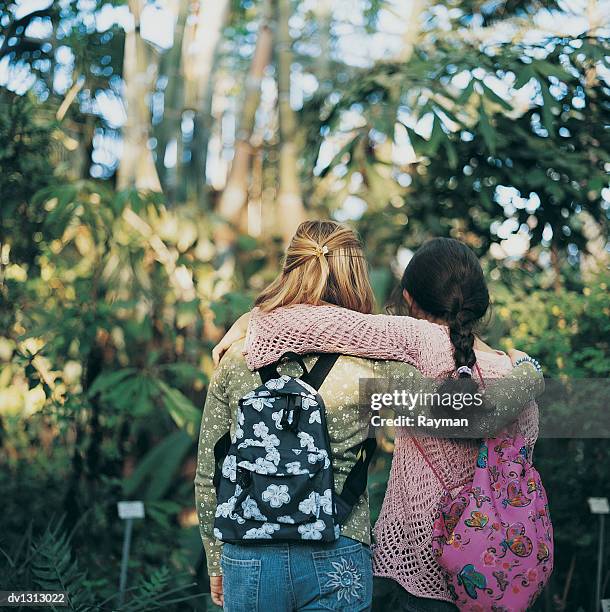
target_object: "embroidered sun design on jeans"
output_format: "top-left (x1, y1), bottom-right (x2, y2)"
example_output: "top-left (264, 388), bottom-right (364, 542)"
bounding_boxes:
top-left (324, 557), bottom-right (362, 603)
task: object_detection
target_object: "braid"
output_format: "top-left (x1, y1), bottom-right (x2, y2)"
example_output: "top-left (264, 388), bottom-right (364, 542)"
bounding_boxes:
top-left (448, 310), bottom-right (477, 377)
top-left (431, 302), bottom-right (481, 415)
top-left (399, 237), bottom-right (490, 416)
top-left (434, 314), bottom-right (480, 416)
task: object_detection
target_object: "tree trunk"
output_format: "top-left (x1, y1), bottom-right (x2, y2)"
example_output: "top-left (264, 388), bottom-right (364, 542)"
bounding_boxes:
top-left (275, 0), bottom-right (305, 243)
top-left (117, 0), bottom-right (162, 191)
top-left (181, 0), bottom-right (230, 204)
top-left (217, 0), bottom-right (273, 224)
top-left (155, 0), bottom-right (190, 201)
top-left (314, 0), bottom-right (333, 88)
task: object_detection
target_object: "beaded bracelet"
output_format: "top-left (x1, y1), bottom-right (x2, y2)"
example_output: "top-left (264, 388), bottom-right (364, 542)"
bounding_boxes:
top-left (514, 355), bottom-right (543, 374)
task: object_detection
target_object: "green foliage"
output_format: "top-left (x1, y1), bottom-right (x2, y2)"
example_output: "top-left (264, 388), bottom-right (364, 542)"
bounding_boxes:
top-left (89, 370), bottom-right (201, 433)
top-left (0, 1), bottom-right (57, 66)
top-left (117, 567), bottom-right (202, 612)
top-left (0, 518), bottom-right (202, 610)
top-left (454, 0), bottom-right (561, 26)
top-left (210, 291), bottom-right (254, 328)
top-left (0, 181), bottom-right (220, 607)
top-left (1, 1), bottom-right (609, 609)
top-left (493, 267), bottom-right (610, 377)
top-left (122, 430), bottom-right (193, 501)
top-left (0, 91), bottom-right (55, 265)
top-left (303, 35), bottom-right (609, 266)
top-left (493, 267), bottom-right (610, 608)
top-left (12, 181), bottom-right (210, 409)
top-left (31, 521), bottom-right (97, 611)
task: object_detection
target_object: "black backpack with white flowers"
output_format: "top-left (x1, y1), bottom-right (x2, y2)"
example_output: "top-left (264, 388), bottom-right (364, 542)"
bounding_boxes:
top-left (213, 352), bottom-right (375, 543)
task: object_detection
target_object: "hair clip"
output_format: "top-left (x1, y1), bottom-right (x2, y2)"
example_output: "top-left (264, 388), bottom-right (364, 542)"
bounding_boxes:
top-left (456, 365), bottom-right (473, 377)
top-left (314, 244), bottom-right (329, 259)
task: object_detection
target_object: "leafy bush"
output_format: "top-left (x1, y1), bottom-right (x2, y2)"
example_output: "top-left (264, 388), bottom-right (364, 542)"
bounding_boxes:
top-left (492, 267), bottom-right (610, 608)
top-left (0, 182), bottom-right (231, 609)
top-left (0, 518), bottom-right (203, 611)
top-left (0, 91), bottom-right (55, 267)
top-left (492, 267), bottom-right (610, 377)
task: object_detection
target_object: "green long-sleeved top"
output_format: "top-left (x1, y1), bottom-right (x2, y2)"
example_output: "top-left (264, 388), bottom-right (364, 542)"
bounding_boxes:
top-left (195, 341), bottom-right (543, 576)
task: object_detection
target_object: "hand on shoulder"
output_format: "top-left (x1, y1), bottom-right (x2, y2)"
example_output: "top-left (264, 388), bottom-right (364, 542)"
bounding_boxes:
top-left (212, 312), bottom-right (251, 366)
top-left (507, 348), bottom-right (529, 365)
top-left (474, 338), bottom-right (529, 365)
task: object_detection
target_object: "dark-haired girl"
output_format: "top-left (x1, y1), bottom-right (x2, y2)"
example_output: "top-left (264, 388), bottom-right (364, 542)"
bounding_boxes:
top-left (213, 237), bottom-right (541, 611)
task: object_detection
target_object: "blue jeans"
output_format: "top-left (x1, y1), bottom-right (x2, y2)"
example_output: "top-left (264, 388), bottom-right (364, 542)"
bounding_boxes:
top-left (221, 536), bottom-right (373, 611)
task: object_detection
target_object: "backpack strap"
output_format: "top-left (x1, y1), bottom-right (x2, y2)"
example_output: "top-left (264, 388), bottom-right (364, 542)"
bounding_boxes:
top-left (411, 362), bottom-right (487, 490)
top-left (259, 352), bottom-right (339, 389)
top-left (258, 351), bottom-right (312, 384)
top-left (212, 431), bottom-right (232, 491)
top-left (335, 436), bottom-right (377, 525)
top-left (410, 434), bottom-right (446, 488)
top-left (306, 353), bottom-right (340, 390)
top-left (258, 363), bottom-right (280, 384)
top-left (475, 362), bottom-right (485, 388)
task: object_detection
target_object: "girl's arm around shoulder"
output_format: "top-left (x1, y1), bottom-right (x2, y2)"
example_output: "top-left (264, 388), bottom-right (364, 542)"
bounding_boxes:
top-left (245, 304), bottom-right (449, 369)
top-left (376, 360), bottom-right (543, 437)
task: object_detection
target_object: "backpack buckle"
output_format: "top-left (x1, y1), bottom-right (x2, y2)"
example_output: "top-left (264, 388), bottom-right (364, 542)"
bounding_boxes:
top-left (282, 396), bottom-right (303, 432)
top-left (280, 408), bottom-right (291, 429)
top-left (236, 467), bottom-right (251, 489)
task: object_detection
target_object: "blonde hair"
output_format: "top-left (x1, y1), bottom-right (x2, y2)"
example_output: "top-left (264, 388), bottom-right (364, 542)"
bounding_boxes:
top-left (255, 220), bottom-right (374, 314)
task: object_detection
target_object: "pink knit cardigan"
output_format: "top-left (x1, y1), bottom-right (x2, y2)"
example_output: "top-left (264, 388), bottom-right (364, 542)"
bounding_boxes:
top-left (244, 304), bottom-right (539, 603)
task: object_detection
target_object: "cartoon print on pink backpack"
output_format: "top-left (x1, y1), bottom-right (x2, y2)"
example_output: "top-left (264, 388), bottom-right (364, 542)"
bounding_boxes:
top-left (502, 481), bottom-right (532, 508)
top-left (431, 431), bottom-right (554, 611)
top-left (501, 523), bottom-right (533, 558)
top-left (464, 511), bottom-right (488, 531)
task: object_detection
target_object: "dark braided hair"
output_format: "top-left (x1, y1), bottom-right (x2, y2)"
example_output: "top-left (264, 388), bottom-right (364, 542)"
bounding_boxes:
top-left (399, 238), bottom-right (490, 413)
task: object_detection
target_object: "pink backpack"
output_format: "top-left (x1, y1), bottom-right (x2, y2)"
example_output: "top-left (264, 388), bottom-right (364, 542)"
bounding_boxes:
top-left (419, 368), bottom-right (554, 611)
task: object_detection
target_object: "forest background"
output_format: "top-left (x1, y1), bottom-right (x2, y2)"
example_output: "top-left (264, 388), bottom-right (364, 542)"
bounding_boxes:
top-left (1, 0), bottom-right (609, 609)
